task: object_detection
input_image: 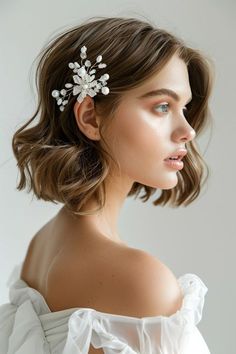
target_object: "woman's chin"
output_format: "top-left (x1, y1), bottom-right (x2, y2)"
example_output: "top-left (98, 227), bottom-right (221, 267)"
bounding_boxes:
top-left (136, 172), bottom-right (179, 190)
top-left (155, 175), bottom-right (179, 189)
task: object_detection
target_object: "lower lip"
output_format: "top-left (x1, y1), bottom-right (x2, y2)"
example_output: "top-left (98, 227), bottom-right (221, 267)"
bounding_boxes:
top-left (164, 159), bottom-right (184, 170)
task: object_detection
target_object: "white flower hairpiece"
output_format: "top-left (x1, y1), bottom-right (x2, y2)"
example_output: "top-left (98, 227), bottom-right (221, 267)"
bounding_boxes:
top-left (51, 45), bottom-right (110, 112)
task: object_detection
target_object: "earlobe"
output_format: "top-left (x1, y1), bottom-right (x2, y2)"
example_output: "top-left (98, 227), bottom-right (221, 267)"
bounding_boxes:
top-left (73, 97), bottom-right (101, 141)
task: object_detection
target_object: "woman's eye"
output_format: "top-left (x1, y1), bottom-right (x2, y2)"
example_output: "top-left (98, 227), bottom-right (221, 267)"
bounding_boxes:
top-left (154, 103), bottom-right (189, 116)
top-left (154, 103), bottom-right (169, 114)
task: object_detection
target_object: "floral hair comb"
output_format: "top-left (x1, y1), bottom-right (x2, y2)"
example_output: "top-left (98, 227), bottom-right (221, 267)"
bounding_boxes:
top-left (51, 45), bottom-right (110, 112)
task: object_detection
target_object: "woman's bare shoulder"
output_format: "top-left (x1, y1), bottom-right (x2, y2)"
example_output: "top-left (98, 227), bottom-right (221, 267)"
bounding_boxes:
top-left (45, 243), bottom-right (182, 317)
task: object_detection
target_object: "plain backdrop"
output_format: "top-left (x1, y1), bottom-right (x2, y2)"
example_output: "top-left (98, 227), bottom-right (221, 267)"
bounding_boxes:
top-left (0, 1), bottom-right (235, 353)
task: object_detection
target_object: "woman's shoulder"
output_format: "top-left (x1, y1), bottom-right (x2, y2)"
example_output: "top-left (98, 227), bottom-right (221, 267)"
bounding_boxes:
top-left (45, 242), bottom-right (182, 317)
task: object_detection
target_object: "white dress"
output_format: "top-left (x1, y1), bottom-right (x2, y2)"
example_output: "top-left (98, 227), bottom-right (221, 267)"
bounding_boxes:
top-left (0, 261), bottom-right (211, 354)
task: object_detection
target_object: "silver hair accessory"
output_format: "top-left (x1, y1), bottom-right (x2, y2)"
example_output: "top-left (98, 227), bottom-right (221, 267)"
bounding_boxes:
top-left (51, 45), bottom-right (110, 112)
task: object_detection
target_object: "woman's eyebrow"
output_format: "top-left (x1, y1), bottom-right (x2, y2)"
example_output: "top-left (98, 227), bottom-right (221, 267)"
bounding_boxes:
top-left (137, 88), bottom-right (192, 103)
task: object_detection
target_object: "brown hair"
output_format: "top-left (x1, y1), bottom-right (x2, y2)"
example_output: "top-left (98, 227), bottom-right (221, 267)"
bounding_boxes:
top-left (12, 16), bottom-right (215, 217)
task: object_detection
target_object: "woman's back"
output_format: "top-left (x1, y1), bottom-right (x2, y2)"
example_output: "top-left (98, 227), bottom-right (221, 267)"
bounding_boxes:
top-left (20, 211), bottom-right (131, 353)
top-left (19, 207), bottom-right (184, 353)
top-left (20, 208), bottom-right (131, 311)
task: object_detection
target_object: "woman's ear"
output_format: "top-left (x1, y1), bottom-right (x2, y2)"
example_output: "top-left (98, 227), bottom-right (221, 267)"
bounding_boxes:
top-left (73, 96), bottom-right (101, 141)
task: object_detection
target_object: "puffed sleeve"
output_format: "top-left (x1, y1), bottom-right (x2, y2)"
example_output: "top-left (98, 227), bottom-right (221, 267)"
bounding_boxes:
top-left (62, 273), bottom-right (211, 354)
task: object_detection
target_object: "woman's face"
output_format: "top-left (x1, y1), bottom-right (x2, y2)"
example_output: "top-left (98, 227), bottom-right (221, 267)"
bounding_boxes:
top-left (103, 53), bottom-right (196, 190)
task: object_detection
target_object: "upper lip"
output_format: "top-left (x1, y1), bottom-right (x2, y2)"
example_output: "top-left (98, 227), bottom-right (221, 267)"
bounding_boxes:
top-left (164, 148), bottom-right (187, 160)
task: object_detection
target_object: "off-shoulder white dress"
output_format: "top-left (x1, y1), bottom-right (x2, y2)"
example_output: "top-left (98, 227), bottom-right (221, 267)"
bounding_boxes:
top-left (0, 262), bottom-right (211, 353)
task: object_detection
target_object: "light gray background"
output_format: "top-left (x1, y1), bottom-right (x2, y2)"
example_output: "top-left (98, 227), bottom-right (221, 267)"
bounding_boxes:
top-left (0, 1), bottom-right (235, 353)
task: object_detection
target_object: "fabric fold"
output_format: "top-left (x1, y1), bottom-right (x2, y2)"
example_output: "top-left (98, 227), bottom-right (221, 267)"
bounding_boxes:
top-left (177, 273), bottom-right (208, 326)
top-left (4, 300), bottom-right (51, 354)
top-left (63, 309), bottom-right (138, 354)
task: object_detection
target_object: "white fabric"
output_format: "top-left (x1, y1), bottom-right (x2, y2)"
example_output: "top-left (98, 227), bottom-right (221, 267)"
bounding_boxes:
top-left (0, 261), bottom-right (211, 353)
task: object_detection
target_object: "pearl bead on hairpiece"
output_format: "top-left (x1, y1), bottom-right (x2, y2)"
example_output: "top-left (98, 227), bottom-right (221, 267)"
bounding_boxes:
top-left (51, 45), bottom-right (110, 112)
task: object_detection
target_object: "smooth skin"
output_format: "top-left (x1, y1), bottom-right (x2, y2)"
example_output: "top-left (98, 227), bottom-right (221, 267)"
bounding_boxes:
top-left (21, 52), bottom-right (196, 353)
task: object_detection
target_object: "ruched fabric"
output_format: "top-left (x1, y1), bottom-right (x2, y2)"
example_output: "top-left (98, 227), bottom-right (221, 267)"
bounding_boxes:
top-left (0, 262), bottom-right (211, 353)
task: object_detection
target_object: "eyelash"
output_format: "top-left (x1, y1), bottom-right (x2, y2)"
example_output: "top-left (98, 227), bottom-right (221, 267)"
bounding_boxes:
top-left (154, 103), bottom-right (188, 116)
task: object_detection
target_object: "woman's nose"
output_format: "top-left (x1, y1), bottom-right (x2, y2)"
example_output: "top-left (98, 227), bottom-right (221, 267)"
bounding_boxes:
top-left (172, 121), bottom-right (196, 143)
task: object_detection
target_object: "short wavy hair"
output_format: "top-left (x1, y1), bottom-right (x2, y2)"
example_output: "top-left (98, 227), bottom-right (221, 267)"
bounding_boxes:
top-left (12, 16), bottom-right (215, 217)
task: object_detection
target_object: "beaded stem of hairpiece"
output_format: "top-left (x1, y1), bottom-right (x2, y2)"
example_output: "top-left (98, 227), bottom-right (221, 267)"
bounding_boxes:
top-left (51, 45), bottom-right (110, 112)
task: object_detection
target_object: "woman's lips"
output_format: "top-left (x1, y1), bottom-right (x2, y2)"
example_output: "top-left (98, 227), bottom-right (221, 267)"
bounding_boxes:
top-left (164, 159), bottom-right (184, 170)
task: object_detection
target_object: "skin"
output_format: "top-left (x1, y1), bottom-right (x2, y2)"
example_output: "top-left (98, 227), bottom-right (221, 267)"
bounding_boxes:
top-left (57, 52), bottom-right (196, 245)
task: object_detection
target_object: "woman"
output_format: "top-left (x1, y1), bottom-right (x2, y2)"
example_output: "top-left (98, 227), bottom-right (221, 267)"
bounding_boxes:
top-left (0, 16), bottom-right (214, 353)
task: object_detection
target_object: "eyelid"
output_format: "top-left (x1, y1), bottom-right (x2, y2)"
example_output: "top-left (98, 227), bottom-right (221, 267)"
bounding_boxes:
top-left (155, 95), bottom-right (191, 105)
top-left (154, 100), bottom-right (189, 109)
top-left (153, 102), bottom-right (188, 114)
